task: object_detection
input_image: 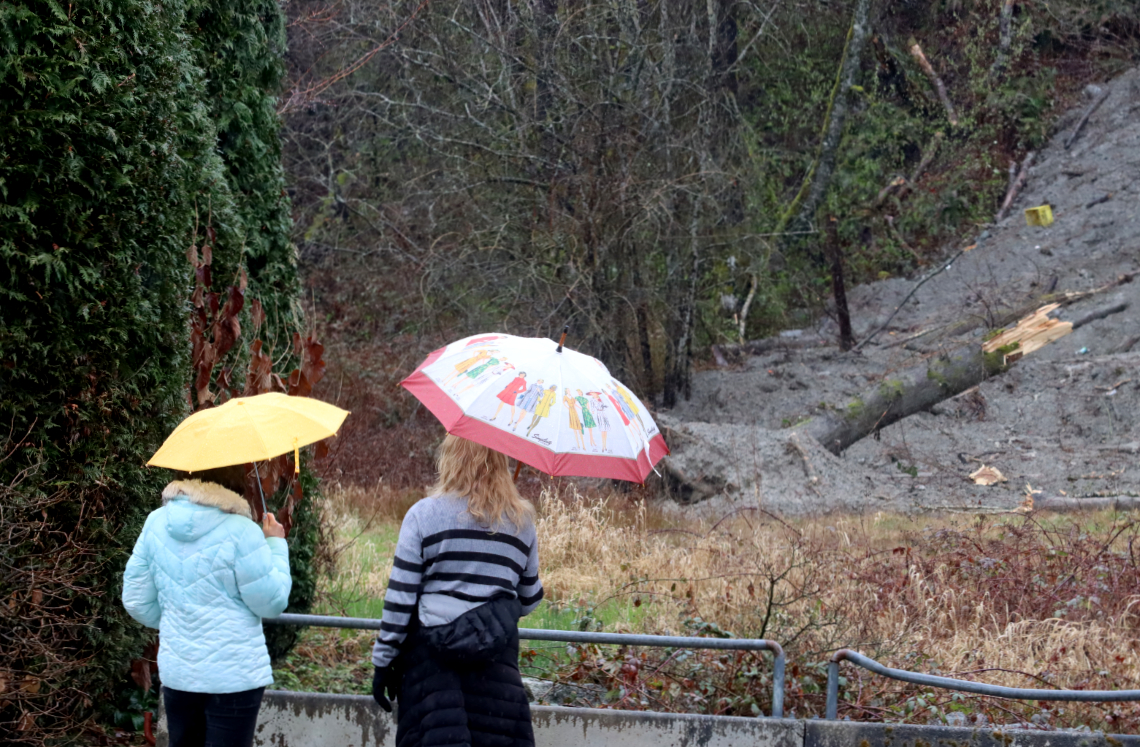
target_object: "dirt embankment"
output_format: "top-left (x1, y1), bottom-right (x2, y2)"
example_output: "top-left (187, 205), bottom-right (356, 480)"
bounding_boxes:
top-left (662, 67), bottom-right (1140, 516)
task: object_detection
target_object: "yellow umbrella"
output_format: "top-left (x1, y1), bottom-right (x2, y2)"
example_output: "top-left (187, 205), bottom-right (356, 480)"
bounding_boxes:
top-left (148, 392), bottom-right (349, 472)
top-left (148, 393), bottom-right (349, 516)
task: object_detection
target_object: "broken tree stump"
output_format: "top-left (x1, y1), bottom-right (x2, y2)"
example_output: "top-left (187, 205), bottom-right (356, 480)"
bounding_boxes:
top-left (825, 217), bottom-right (856, 351)
top-left (982, 303), bottom-right (1072, 364)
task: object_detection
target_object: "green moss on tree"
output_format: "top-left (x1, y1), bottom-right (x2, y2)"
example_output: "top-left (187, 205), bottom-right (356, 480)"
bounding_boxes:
top-left (878, 379), bottom-right (906, 402)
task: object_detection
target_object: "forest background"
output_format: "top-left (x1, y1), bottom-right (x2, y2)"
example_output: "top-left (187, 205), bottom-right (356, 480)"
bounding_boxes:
top-left (286, 0), bottom-right (1139, 491)
top-left (1, 0), bottom-right (1138, 743)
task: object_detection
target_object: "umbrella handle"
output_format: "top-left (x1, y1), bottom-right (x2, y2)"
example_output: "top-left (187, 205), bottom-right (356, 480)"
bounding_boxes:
top-left (253, 462), bottom-right (267, 519)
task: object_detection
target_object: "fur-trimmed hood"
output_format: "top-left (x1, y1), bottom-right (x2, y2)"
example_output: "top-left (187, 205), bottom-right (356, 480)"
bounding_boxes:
top-left (162, 480), bottom-right (252, 542)
top-left (163, 479), bottom-right (252, 518)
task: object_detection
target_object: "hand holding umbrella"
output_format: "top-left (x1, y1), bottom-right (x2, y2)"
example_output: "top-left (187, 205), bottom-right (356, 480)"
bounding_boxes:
top-left (262, 511), bottom-right (286, 539)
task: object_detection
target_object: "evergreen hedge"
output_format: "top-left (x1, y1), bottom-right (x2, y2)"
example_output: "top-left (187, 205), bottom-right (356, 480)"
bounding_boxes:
top-left (189, 0), bottom-right (299, 331)
top-left (0, 0), bottom-right (309, 740)
top-left (0, 0), bottom-right (211, 740)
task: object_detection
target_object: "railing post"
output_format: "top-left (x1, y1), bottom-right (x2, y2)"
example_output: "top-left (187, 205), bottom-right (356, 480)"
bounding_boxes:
top-left (770, 643), bottom-right (786, 719)
top-left (825, 661), bottom-right (843, 720)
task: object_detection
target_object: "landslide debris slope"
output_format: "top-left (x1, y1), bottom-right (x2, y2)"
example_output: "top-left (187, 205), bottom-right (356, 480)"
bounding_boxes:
top-left (663, 68), bottom-right (1140, 516)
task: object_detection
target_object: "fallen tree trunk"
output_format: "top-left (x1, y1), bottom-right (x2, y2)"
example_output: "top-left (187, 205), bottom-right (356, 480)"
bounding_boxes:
top-left (671, 293), bottom-right (1136, 500)
top-left (1037, 495), bottom-right (1140, 512)
top-left (1065, 88), bottom-right (1110, 150)
top-left (804, 345), bottom-right (1006, 454)
top-left (810, 295), bottom-right (1130, 454)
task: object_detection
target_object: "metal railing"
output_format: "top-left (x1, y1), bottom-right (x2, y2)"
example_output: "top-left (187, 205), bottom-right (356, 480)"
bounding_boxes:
top-left (266, 613), bottom-right (786, 717)
top-left (826, 649), bottom-right (1140, 719)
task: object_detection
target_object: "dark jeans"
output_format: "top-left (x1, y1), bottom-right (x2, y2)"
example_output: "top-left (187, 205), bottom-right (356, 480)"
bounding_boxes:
top-left (162, 686), bottom-right (265, 747)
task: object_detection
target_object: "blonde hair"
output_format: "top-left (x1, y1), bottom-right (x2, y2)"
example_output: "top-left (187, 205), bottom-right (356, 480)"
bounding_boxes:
top-left (431, 434), bottom-right (534, 529)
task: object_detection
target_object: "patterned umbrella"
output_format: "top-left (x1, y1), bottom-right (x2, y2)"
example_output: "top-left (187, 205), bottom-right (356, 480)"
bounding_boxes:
top-left (401, 333), bottom-right (669, 482)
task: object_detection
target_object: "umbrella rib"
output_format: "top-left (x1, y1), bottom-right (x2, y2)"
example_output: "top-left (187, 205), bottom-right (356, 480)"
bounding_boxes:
top-left (553, 345), bottom-right (566, 463)
top-left (242, 402), bottom-right (274, 462)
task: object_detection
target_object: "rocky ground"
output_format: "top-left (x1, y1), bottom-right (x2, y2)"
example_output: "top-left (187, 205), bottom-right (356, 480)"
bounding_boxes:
top-left (661, 67), bottom-right (1140, 516)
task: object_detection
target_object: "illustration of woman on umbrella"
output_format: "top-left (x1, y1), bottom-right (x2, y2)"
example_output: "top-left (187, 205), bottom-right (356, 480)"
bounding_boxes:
top-left (587, 392), bottom-right (611, 453)
top-left (461, 359), bottom-right (513, 396)
top-left (609, 381), bottom-right (646, 439)
top-left (605, 388), bottom-right (631, 429)
top-left (491, 372), bottom-right (528, 423)
top-left (449, 353), bottom-right (498, 393)
top-left (613, 380), bottom-right (647, 434)
top-left (562, 388), bottom-right (585, 450)
top-left (525, 384), bottom-right (558, 437)
top-left (512, 378), bottom-right (544, 431)
top-left (574, 389), bottom-right (597, 451)
top-left (453, 354), bottom-right (507, 395)
top-left (441, 349), bottom-right (492, 387)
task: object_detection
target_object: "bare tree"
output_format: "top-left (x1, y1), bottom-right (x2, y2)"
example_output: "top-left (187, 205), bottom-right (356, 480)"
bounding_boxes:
top-left (282, 0), bottom-right (787, 403)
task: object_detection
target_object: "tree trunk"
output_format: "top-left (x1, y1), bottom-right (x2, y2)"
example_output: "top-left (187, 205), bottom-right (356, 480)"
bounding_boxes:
top-left (991, 0), bottom-right (1015, 79)
top-left (533, 0), bottom-right (559, 171)
top-left (778, 0), bottom-right (871, 250)
top-left (909, 42), bottom-right (958, 126)
top-left (667, 202), bottom-right (702, 407)
top-left (712, 0), bottom-right (739, 95)
top-left (805, 346), bottom-right (1007, 455)
top-left (825, 217), bottom-right (855, 351)
top-left (814, 280), bottom-right (1129, 450)
top-left (890, 272), bottom-right (1134, 351)
top-left (637, 302), bottom-right (654, 388)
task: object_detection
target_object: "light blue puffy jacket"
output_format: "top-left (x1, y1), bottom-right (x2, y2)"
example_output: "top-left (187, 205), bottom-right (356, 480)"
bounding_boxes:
top-left (122, 479), bottom-right (292, 693)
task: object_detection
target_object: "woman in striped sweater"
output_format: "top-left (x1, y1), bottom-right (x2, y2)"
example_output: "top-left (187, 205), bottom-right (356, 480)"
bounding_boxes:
top-left (371, 434), bottom-right (544, 747)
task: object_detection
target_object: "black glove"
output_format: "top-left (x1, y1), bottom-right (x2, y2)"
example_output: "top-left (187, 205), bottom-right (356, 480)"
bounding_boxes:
top-left (372, 666), bottom-right (395, 712)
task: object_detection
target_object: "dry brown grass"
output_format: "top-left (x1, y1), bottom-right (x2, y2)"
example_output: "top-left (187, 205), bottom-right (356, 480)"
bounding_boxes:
top-left (533, 491), bottom-right (1140, 726)
top-left (296, 484), bottom-right (1140, 728)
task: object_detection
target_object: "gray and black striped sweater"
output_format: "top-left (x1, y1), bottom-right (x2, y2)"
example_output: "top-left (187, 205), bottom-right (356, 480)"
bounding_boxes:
top-left (371, 494), bottom-right (544, 668)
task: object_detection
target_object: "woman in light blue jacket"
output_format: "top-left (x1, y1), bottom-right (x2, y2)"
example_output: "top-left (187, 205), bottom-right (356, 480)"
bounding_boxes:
top-left (123, 464), bottom-right (291, 747)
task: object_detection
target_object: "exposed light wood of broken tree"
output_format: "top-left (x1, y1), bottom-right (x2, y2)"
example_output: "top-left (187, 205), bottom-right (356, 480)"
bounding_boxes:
top-left (981, 303), bottom-right (1072, 364)
top-left (969, 464), bottom-right (1008, 486)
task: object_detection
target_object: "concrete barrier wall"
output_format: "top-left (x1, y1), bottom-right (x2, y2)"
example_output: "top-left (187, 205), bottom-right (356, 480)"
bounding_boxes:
top-left (231, 691), bottom-right (802, 747)
top-left (156, 690), bottom-right (1140, 747)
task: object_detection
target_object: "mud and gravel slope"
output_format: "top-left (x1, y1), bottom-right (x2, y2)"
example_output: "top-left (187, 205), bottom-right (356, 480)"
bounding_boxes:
top-left (661, 67), bottom-right (1140, 516)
